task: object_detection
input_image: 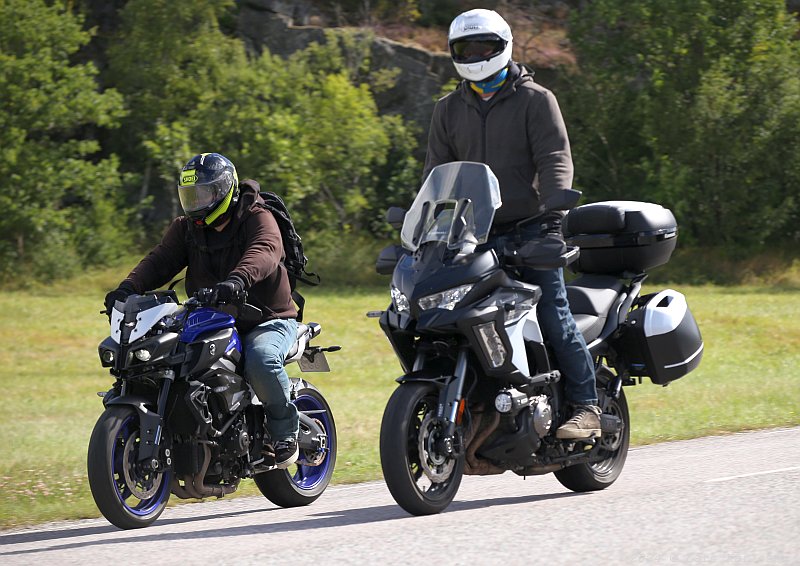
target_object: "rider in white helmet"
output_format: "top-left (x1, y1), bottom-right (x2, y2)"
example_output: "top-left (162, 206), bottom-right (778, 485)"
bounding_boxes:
top-left (423, 8), bottom-right (602, 439)
top-left (448, 8), bottom-right (514, 85)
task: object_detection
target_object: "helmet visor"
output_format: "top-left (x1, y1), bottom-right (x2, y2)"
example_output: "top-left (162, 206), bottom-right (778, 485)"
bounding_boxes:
top-left (450, 35), bottom-right (507, 64)
top-left (177, 170), bottom-right (233, 214)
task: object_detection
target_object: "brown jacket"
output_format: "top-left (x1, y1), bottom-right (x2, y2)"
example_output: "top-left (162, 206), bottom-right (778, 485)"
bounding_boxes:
top-left (122, 180), bottom-right (297, 330)
top-left (422, 62), bottom-right (574, 226)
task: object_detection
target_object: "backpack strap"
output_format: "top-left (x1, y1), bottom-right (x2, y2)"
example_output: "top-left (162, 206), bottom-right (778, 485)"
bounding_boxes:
top-left (292, 290), bottom-right (306, 323)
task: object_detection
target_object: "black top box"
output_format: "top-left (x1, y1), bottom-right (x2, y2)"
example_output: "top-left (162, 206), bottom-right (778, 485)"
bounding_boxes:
top-left (564, 201), bottom-right (678, 275)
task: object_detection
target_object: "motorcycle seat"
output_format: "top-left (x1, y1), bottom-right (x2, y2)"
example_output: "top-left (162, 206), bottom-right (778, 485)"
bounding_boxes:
top-left (566, 275), bottom-right (625, 343)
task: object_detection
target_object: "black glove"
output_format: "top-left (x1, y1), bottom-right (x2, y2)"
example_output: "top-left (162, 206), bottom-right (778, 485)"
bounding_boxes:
top-left (104, 283), bottom-right (136, 316)
top-left (212, 277), bottom-right (245, 305)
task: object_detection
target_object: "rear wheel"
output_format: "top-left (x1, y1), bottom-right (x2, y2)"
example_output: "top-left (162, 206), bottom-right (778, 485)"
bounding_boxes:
top-left (380, 382), bottom-right (464, 515)
top-left (87, 406), bottom-right (171, 529)
top-left (554, 370), bottom-right (630, 492)
top-left (254, 383), bottom-right (336, 507)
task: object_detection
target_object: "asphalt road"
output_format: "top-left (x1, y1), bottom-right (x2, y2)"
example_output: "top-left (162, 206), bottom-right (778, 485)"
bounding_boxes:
top-left (2, 427), bottom-right (798, 565)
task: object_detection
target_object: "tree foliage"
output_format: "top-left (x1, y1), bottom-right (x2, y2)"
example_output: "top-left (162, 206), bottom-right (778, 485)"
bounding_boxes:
top-left (4, 0), bottom-right (798, 285)
top-left (0, 0), bottom-right (128, 282)
top-left (104, 1), bottom-right (419, 239)
top-left (563, 0), bottom-right (800, 250)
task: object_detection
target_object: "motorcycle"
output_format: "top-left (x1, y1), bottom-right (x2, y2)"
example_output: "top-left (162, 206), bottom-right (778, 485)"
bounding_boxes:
top-left (373, 161), bottom-right (703, 515)
top-left (88, 288), bottom-right (339, 529)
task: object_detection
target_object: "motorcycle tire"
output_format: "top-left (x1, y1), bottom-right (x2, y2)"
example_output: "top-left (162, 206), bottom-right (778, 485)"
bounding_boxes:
top-left (255, 382), bottom-right (336, 507)
top-left (554, 373), bottom-right (630, 492)
top-left (380, 381), bottom-right (465, 515)
top-left (87, 405), bottom-right (171, 529)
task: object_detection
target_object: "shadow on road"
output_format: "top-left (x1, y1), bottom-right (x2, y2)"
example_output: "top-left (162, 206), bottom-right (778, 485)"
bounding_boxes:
top-left (0, 490), bottom-right (583, 557)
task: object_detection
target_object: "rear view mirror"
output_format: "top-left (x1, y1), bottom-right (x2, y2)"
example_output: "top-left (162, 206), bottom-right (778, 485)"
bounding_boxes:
top-left (385, 207), bottom-right (407, 230)
top-left (376, 244), bottom-right (404, 275)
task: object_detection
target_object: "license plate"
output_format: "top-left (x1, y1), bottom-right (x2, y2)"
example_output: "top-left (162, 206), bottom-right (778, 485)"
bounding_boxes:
top-left (298, 351), bottom-right (330, 372)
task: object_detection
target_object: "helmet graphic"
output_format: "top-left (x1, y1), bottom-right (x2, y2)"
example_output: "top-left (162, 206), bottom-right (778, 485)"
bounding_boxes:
top-left (448, 9), bottom-right (513, 82)
top-left (178, 153), bottom-right (239, 226)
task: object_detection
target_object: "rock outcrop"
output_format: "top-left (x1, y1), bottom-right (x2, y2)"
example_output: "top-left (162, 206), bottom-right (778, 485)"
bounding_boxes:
top-left (237, 1), bottom-right (457, 151)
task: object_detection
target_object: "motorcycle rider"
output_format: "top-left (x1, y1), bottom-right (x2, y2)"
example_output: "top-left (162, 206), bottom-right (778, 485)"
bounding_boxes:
top-left (104, 152), bottom-right (301, 467)
top-left (422, 9), bottom-right (601, 439)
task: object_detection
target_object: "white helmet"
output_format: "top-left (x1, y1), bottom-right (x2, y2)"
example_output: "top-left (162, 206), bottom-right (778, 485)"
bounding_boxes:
top-left (448, 9), bottom-right (513, 82)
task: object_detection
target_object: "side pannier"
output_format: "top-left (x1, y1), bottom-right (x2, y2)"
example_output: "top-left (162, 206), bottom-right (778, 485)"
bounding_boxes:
top-left (616, 289), bottom-right (704, 385)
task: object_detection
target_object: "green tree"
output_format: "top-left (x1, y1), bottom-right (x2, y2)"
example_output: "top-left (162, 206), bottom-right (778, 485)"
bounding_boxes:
top-left (105, 0), bottom-right (244, 220)
top-left (564, 0), bottom-right (800, 250)
top-left (108, 12), bottom-right (418, 236)
top-left (0, 0), bottom-right (126, 282)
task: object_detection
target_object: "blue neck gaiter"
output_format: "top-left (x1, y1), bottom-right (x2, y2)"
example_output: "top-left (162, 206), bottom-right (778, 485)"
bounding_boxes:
top-left (470, 67), bottom-right (509, 96)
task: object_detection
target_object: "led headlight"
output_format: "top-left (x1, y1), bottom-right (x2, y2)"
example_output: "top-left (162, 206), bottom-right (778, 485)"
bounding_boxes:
top-left (474, 321), bottom-right (507, 368)
top-left (134, 349), bottom-right (152, 362)
top-left (100, 350), bottom-right (115, 365)
top-left (391, 286), bottom-right (410, 313)
top-left (418, 284), bottom-right (474, 311)
top-left (494, 392), bottom-right (513, 413)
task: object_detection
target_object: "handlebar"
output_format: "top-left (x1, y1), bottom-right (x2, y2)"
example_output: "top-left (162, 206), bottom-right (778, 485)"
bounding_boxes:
top-left (189, 288), bottom-right (263, 322)
top-left (103, 288), bottom-right (263, 322)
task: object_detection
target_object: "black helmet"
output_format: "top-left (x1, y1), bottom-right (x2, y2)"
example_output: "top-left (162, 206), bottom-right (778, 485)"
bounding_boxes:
top-left (178, 153), bottom-right (239, 226)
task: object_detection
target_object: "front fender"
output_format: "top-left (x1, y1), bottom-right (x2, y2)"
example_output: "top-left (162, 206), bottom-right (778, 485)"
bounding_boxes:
top-left (395, 369), bottom-right (451, 389)
top-left (105, 395), bottom-right (163, 462)
top-left (105, 394), bottom-right (157, 413)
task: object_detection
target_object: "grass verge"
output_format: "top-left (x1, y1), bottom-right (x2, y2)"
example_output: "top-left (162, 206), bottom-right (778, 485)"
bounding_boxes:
top-left (0, 268), bottom-right (798, 528)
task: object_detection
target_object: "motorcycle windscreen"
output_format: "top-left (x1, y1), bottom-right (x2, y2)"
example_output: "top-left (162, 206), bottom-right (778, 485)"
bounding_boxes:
top-left (401, 162), bottom-right (502, 252)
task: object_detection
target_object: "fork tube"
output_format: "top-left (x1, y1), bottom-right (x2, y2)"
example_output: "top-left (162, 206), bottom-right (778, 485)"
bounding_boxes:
top-left (153, 370), bottom-right (175, 448)
top-left (444, 346), bottom-right (470, 437)
top-left (412, 351), bottom-right (426, 372)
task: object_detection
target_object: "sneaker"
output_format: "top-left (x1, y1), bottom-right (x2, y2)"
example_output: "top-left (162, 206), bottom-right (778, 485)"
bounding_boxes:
top-left (274, 438), bottom-right (299, 469)
top-left (556, 405), bottom-right (602, 439)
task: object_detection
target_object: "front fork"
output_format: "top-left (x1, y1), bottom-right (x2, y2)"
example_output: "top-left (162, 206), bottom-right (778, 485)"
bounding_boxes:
top-left (432, 346), bottom-right (470, 456)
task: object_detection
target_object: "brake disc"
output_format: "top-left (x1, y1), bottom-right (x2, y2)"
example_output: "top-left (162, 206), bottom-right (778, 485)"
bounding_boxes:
top-left (121, 430), bottom-right (163, 499)
top-left (417, 413), bottom-right (455, 482)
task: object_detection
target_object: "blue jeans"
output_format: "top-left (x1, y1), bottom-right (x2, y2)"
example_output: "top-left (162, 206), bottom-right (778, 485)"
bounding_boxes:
top-left (484, 230), bottom-right (598, 405)
top-left (243, 318), bottom-right (299, 441)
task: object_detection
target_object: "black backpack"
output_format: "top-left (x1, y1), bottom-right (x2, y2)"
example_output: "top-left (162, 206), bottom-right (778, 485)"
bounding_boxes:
top-left (258, 191), bottom-right (319, 321)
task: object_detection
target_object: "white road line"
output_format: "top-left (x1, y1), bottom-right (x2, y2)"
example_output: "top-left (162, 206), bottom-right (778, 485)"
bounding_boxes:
top-left (705, 466), bottom-right (800, 483)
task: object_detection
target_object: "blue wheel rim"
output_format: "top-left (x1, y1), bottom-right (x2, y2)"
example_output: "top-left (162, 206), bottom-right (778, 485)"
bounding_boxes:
top-left (291, 394), bottom-right (334, 490)
top-left (112, 416), bottom-right (171, 516)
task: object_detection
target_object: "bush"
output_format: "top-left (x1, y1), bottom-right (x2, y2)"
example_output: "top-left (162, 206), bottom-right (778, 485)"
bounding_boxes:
top-left (303, 231), bottom-right (394, 289)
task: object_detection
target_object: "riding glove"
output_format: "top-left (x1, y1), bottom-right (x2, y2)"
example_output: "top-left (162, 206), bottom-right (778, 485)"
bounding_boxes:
top-left (213, 277), bottom-right (245, 305)
top-left (104, 283), bottom-right (136, 315)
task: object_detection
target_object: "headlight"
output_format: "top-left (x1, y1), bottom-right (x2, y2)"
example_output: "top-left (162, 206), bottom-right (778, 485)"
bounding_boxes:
top-left (391, 286), bottom-right (410, 313)
top-left (418, 284), bottom-right (474, 311)
top-left (473, 321), bottom-right (507, 368)
top-left (494, 391), bottom-right (513, 413)
top-left (134, 349), bottom-right (152, 362)
top-left (100, 349), bottom-right (115, 367)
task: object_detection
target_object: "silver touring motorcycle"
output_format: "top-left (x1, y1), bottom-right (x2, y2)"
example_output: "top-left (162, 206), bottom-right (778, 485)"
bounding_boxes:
top-left (374, 161), bottom-right (704, 515)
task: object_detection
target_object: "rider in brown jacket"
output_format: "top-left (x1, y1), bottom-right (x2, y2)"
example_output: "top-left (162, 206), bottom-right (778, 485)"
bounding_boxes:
top-left (104, 153), bottom-right (301, 467)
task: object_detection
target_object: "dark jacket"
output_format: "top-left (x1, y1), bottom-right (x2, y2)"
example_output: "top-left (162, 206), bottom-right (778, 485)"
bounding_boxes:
top-left (422, 62), bottom-right (574, 226)
top-left (122, 180), bottom-right (297, 331)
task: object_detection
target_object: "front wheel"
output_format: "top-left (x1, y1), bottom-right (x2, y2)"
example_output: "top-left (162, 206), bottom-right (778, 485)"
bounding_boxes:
top-left (554, 370), bottom-right (630, 492)
top-left (380, 382), bottom-right (465, 515)
top-left (87, 406), bottom-right (171, 529)
top-left (254, 382), bottom-right (336, 507)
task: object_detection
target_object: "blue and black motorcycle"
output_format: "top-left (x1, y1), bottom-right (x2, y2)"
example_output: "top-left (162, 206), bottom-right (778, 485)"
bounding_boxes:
top-left (87, 289), bottom-right (338, 529)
